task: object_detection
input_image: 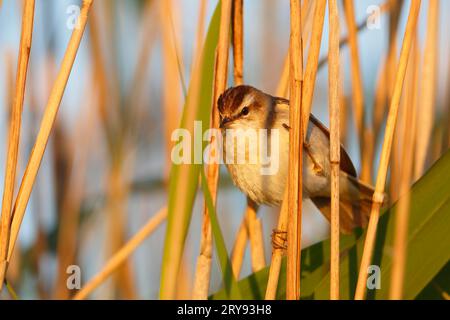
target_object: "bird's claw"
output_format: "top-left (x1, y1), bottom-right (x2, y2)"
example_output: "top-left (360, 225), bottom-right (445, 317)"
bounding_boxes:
top-left (271, 229), bottom-right (287, 251)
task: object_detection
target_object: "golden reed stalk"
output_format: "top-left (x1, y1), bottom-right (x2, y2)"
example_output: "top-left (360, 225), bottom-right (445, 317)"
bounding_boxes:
top-left (328, 0), bottom-right (340, 300)
top-left (301, 0), bottom-right (326, 135)
top-left (53, 86), bottom-right (96, 299)
top-left (192, 0), bottom-right (232, 300)
top-left (231, 0), bottom-right (266, 278)
top-left (389, 38), bottom-right (420, 300)
top-left (229, 0), bottom-right (267, 278)
top-left (354, 0), bottom-right (421, 300)
top-left (286, 0), bottom-right (303, 300)
top-left (0, 0), bottom-right (35, 289)
top-left (414, 0), bottom-right (439, 179)
top-left (342, 0), bottom-right (365, 153)
top-left (6, 0), bottom-right (94, 265)
top-left (232, 0), bottom-right (316, 282)
top-left (232, 0), bottom-right (244, 86)
top-left (265, 191), bottom-right (288, 300)
top-left (275, 0), bottom-right (313, 101)
top-left (161, 0), bottom-right (182, 174)
top-left (265, 0), bottom-right (325, 300)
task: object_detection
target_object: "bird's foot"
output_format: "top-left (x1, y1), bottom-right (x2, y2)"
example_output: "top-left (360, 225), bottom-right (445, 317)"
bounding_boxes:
top-left (271, 229), bottom-right (287, 251)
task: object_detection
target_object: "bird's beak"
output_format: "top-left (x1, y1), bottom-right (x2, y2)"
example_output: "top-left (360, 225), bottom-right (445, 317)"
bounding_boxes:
top-left (220, 117), bottom-right (232, 129)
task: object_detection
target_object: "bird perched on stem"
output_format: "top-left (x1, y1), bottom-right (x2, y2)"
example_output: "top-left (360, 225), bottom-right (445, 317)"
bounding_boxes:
top-left (218, 85), bottom-right (382, 234)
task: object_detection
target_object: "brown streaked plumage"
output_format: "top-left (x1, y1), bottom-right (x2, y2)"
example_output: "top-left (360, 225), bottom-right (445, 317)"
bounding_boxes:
top-left (218, 85), bottom-right (384, 234)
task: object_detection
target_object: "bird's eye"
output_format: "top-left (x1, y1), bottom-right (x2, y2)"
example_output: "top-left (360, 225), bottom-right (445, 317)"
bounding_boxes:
top-left (241, 107), bottom-right (250, 116)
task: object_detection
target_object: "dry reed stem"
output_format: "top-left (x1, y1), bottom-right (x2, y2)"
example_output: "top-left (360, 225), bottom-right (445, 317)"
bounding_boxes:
top-left (354, 0), bottom-right (421, 300)
top-left (276, 53), bottom-right (290, 98)
top-left (232, 0), bottom-right (244, 85)
top-left (246, 202), bottom-right (266, 272)
top-left (230, 0), bottom-right (267, 277)
top-left (7, 0), bottom-right (94, 262)
top-left (54, 96), bottom-right (95, 299)
top-left (167, 1), bottom-right (207, 300)
top-left (230, 202), bottom-right (266, 277)
top-left (318, 1), bottom-right (390, 71)
top-left (2, 50), bottom-right (21, 300)
top-left (4, 52), bottom-right (14, 118)
top-left (231, 205), bottom-right (266, 279)
top-left (372, 58), bottom-right (388, 143)
top-left (371, 1), bottom-right (403, 162)
top-left (363, 58), bottom-right (388, 184)
top-left (339, 72), bottom-right (349, 145)
top-left (389, 38), bottom-right (419, 300)
top-left (342, 0), bottom-right (365, 150)
top-left (276, 0), bottom-right (313, 100)
top-left (414, 0), bottom-right (439, 179)
top-left (328, 0), bottom-right (340, 300)
top-left (74, 207), bottom-right (167, 300)
top-left (390, 101), bottom-right (407, 201)
top-left (301, 0), bottom-right (326, 136)
top-left (0, 0), bottom-right (35, 289)
top-left (193, 0), bottom-right (207, 71)
top-left (386, 0), bottom-right (403, 100)
top-left (192, 0), bottom-right (232, 300)
top-left (161, 0), bottom-right (182, 174)
top-left (86, 7), bottom-right (112, 136)
top-left (265, 0), bottom-right (321, 300)
top-left (301, 0), bottom-right (315, 57)
top-left (287, 0), bottom-right (303, 300)
top-left (106, 162), bottom-right (137, 299)
top-left (265, 189), bottom-right (288, 300)
top-left (125, 0), bottom-right (158, 134)
top-left (230, 215), bottom-right (248, 277)
top-left (90, 2), bottom-right (140, 298)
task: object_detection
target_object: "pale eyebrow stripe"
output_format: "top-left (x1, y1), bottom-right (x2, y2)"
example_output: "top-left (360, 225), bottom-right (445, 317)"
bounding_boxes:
top-left (239, 93), bottom-right (255, 111)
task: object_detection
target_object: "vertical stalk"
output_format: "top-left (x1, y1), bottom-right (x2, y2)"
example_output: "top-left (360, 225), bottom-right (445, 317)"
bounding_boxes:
top-left (287, 0), bottom-right (303, 300)
top-left (354, 0), bottom-right (421, 300)
top-left (414, 0), bottom-right (439, 179)
top-left (7, 0), bottom-right (94, 264)
top-left (389, 38), bottom-right (419, 300)
top-left (265, 189), bottom-right (288, 300)
top-left (363, 59), bottom-right (388, 184)
top-left (342, 0), bottom-right (365, 154)
top-left (161, 0), bottom-right (182, 177)
top-left (232, 0), bottom-right (244, 85)
top-left (0, 0), bottom-right (35, 288)
top-left (266, 0), bottom-right (324, 300)
top-left (328, 0), bottom-right (340, 301)
top-left (246, 201), bottom-right (266, 272)
top-left (193, 0), bottom-right (207, 71)
top-left (192, 0), bottom-right (232, 300)
top-left (301, 0), bottom-right (326, 135)
top-left (54, 96), bottom-right (95, 299)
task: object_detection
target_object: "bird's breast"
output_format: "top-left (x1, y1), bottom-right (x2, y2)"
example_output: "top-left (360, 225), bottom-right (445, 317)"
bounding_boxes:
top-left (223, 117), bottom-right (333, 206)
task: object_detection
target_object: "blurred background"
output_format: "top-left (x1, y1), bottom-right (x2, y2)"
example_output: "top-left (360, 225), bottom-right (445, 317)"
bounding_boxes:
top-left (0, 0), bottom-right (448, 299)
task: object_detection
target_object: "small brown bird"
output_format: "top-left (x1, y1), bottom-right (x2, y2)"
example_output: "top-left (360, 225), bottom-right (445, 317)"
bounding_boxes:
top-left (218, 85), bottom-right (381, 234)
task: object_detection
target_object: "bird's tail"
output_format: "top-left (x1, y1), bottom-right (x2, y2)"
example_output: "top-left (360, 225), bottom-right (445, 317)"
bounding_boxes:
top-left (311, 173), bottom-right (386, 234)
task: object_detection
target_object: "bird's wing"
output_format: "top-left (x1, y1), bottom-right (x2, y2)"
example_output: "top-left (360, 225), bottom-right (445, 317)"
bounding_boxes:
top-left (274, 96), bottom-right (357, 177)
top-left (309, 114), bottom-right (357, 177)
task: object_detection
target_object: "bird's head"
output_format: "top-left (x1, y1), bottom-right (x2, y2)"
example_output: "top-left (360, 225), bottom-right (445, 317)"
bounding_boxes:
top-left (217, 85), bottom-right (273, 130)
